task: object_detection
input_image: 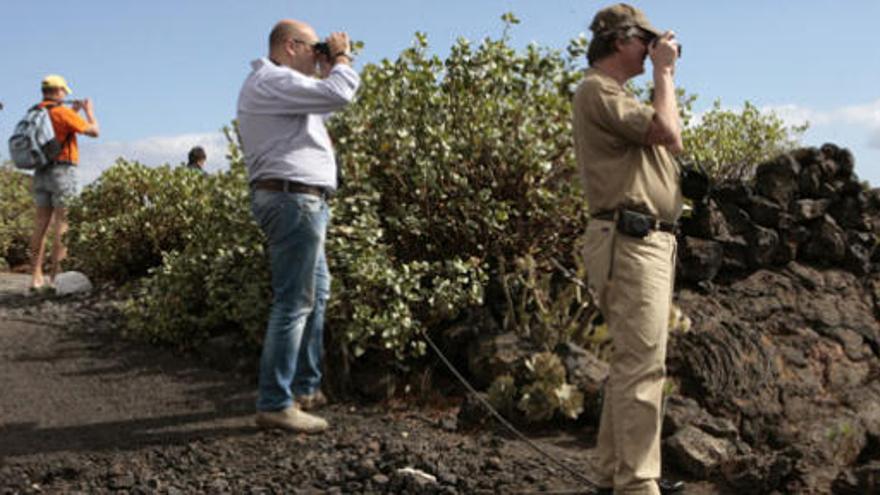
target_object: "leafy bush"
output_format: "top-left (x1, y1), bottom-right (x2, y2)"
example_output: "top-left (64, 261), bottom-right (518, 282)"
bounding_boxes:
top-left (327, 191), bottom-right (487, 358)
top-left (682, 100), bottom-right (808, 180)
top-left (323, 17), bottom-right (593, 358)
top-left (67, 159), bottom-right (216, 283)
top-left (0, 164), bottom-right (33, 268)
top-left (121, 154), bottom-right (270, 347)
top-left (328, 19), bottom-right (589, 275)
top-left (487, 352), bottom-right (584, 423)
top-left (498, 253), bottom-right (596, 352)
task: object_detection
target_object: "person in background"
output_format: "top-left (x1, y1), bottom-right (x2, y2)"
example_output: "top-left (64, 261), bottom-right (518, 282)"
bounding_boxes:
top-left (572, 4), bottom-right (685, 494)
top-left (186, 146), bottom-right (207, 173)
top-left (236, 19), bottom-right (358, 433)
top-left (30, 75), bottom-right (99, 291)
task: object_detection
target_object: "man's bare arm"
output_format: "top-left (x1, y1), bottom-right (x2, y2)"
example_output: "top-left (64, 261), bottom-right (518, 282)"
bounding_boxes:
top-left (644, 32), bottom-right (682, 153)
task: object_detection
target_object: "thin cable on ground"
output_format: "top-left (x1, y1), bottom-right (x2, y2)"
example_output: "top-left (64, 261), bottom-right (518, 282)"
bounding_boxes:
top-left (421, 329), bottom-right (598, 491)
top-left (512, 491), bottom-right (596, 495)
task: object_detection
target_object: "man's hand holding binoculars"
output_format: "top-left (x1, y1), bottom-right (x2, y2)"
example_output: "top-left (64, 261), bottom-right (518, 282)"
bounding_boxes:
top-left (317, 32), bottom-right (352, 77)
top-left (649, 31), bottom-right (680, 74)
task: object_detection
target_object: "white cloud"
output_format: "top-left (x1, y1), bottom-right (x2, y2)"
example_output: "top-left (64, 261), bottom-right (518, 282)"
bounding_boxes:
top-left (77, 131), bottom-right (230, 184)
top-left (760, 99), bottom-right (880, 186)
top-left (762, 104), bottom-right (830, 126)
top-left (870, 130), bottom-right (880, 150)
top-left (763, 99), bottom-right (880, 150)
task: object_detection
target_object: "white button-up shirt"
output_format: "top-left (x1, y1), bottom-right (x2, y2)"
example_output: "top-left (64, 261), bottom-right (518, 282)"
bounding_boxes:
top-left (236, 58), bottom-right (360, 190)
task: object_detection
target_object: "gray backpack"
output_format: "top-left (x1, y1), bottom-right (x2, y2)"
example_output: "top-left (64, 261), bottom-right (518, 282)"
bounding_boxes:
top-left (8, 103), bottom-right (63, 170)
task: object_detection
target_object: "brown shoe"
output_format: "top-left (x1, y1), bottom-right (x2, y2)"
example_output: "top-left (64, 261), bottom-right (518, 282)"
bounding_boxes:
top-left (255, 406), bottom-right (328, 433)
top-left (295, 390), bottom-right (328, 411)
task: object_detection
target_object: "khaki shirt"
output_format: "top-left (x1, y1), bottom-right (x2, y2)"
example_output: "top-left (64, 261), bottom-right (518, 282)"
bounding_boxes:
top-left (573, 68), bottom-right (682, 223)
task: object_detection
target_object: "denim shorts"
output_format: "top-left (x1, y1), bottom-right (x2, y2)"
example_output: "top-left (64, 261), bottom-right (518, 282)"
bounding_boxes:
top-left (33, 163), bottom-right (77, 208)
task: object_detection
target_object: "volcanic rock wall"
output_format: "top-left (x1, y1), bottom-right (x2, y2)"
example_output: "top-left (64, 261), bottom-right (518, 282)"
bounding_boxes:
top-left (678, 143), bottom-right (880, 284)
top-left (668, 144), bottom-right (880, 493)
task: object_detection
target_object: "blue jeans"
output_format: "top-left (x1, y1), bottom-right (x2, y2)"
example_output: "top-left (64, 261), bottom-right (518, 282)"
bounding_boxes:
top-left (251, 189), bottom-right (330, 412)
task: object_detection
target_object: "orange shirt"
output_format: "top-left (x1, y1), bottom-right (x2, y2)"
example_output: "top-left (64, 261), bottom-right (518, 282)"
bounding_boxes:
top-left (39, 100), bottom-right (89, 165)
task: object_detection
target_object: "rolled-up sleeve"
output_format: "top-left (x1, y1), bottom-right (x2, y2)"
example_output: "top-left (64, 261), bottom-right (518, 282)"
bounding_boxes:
top-left (592, 81), bottom-right (654, 146)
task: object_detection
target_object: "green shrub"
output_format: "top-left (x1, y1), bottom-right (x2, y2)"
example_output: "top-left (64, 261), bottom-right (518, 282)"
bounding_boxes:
top-left (487, 351), bottom-right (584, 423)
top-left (322, 17), bottom-right (592, 357)
top-left (327, 189), bottom-right (487, 358)
top-left (681, 100), bottom-right (808, 180)
top-left (67, 159), bottom-right (216, 283)
top-left (498, 253), bottom-right (596, 352)
top-left (329, 25), bottom-right (589, 273)
top-left (121, 155), bottom-right (269, 347)
top-left (0, 164), bottom-right (33, 268)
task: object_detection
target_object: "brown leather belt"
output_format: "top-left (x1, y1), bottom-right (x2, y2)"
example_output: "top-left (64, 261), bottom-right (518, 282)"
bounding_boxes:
top-left (252, 179), bottom-right (327, 198)
top-left (593, 208), bottom-right (677, 234)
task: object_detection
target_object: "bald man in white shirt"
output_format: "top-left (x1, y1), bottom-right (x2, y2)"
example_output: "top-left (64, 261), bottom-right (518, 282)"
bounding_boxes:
top-left (237, 19), bottom-right (359, 433)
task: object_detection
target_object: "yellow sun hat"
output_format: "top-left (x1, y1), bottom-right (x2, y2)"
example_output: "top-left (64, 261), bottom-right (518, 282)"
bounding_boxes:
top-left (41, 74), bottom-right (73, 95)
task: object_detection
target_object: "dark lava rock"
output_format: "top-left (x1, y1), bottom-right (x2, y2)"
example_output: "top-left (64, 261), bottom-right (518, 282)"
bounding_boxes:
top-left (755, 153), bottom-right (801, 207)
top-left (678, 236), bottom-right (723, 283)
top-left (665, 425), bottom-right (737, 478)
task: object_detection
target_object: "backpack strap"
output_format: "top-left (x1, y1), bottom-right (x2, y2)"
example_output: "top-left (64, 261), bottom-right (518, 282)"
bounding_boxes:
top-left (35, 101), bottom-right (60, 111)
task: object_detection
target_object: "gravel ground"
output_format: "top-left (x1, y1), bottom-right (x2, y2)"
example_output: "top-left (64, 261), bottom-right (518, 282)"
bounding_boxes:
top-left (0, 273), bottom-right (723, 494)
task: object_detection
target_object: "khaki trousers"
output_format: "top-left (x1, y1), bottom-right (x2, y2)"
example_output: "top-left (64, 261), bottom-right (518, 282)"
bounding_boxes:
top-left (582, 219), bottom-right (676, 495)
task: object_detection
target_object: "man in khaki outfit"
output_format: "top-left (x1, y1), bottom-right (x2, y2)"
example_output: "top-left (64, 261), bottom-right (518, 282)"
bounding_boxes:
top-left (572, 4), bottom-right (684, 495)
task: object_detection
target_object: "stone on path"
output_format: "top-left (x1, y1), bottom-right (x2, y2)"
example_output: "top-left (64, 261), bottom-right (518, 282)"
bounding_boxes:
top-left (53, 271), bottom-right (93, 295)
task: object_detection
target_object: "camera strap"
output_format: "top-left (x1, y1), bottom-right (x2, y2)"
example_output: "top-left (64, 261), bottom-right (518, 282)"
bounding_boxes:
top-left (608, 211), bottom-right (618, 281)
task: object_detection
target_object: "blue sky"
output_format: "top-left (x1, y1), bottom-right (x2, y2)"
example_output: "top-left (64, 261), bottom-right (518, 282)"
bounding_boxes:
top-left (2, 0), bottom-right (879, 186)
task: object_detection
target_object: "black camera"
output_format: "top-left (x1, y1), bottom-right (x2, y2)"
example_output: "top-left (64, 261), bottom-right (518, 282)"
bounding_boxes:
top-left (680, 162), bottom-right (709, 201)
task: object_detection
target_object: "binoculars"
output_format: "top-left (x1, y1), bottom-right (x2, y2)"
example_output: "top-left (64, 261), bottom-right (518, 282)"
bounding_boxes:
top-left (652, 36), bottom-right (682, 58)
top-left (628, 27), bottom-right (682, 58)
top-left (313, 41), bottom-right (352, 58)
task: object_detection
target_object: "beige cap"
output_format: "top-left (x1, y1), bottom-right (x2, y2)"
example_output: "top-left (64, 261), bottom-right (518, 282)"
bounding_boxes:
top-left (590, 3), bottom-right (662, 38)
top-left (41, 74), bottom-right (73, 94)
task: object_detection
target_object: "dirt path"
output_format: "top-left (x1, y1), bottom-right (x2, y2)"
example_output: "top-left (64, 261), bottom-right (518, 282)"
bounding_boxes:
top-left (0, 273), bottom-right (722, 494)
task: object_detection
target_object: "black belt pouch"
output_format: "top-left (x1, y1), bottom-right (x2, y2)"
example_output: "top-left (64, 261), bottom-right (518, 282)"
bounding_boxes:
top-left (616, 210), bottom-right (653, 238)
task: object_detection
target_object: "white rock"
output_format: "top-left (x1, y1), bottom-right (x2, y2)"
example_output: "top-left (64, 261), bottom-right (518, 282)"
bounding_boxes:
top-left (396, 467), bottom-right (437, 484)
top-left (53, 271), bottom-right (93, 295)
